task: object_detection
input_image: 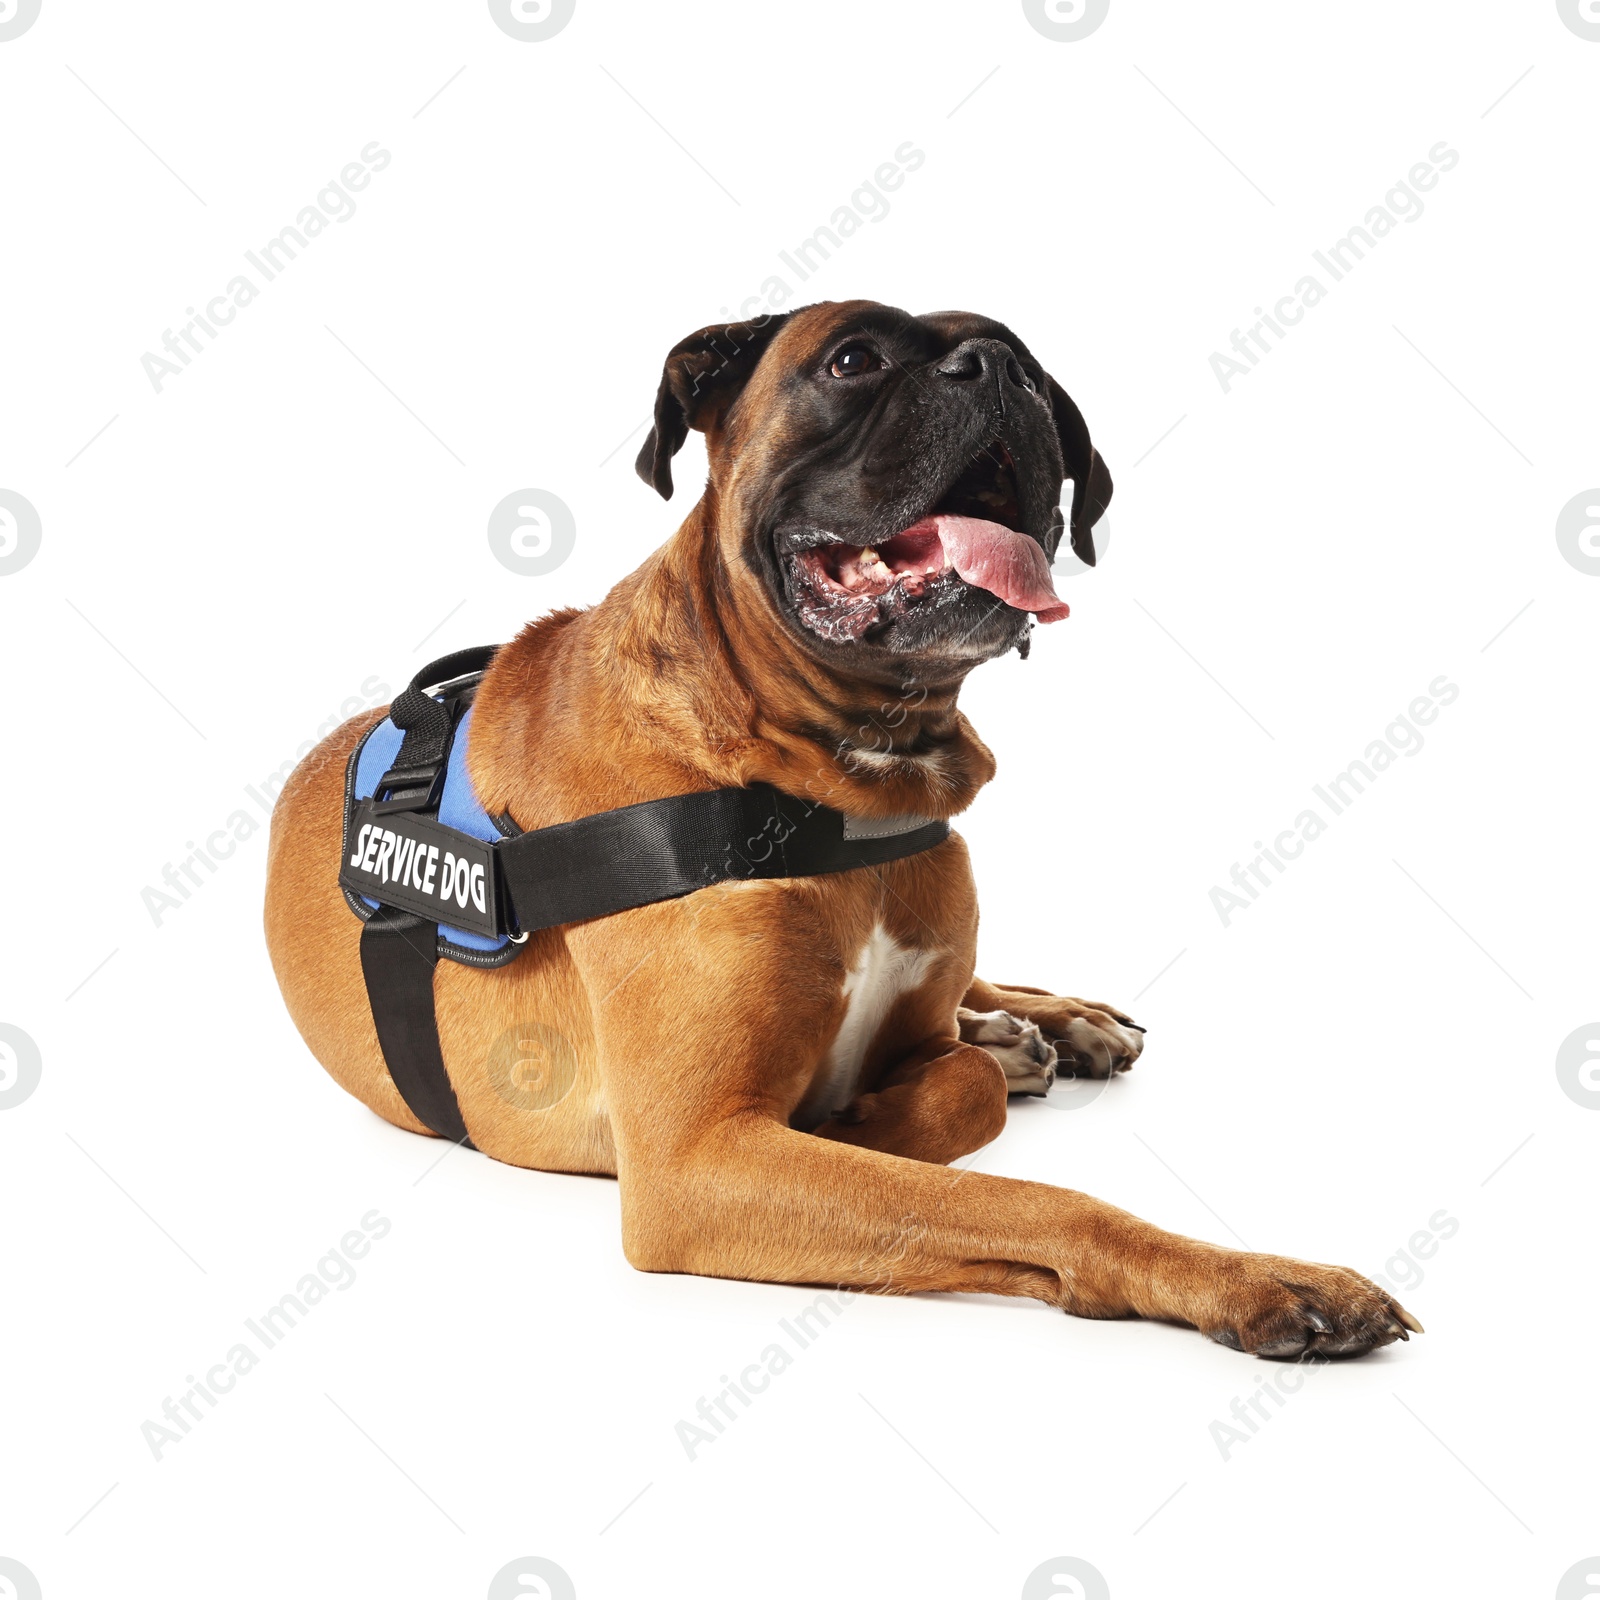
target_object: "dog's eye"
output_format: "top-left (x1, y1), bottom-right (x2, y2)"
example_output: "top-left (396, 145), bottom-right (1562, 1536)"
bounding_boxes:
top-left (829, 344), bottom-right (881, 378)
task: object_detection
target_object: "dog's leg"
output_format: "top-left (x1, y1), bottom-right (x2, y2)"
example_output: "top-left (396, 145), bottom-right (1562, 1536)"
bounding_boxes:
top-left (813, 1012), bottom-right (1059, 1161)
top-left (964, 977), bottom-right (1145, 1080)
top-left (616, 1101), bottom-right (1418, 1355)
top-left (810, 1037), bottom-right (1010, 1163)
top-left (572, 902), bottom-right (1414, 1350)
top-left (590, 951), bottom-right (1418, 1355)
top-left (955, 1007), bottom-right (1056, 1096)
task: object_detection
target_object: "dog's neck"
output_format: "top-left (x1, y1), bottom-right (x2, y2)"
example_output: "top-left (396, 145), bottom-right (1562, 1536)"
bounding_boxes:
top-left (470, 499), bottom-right (997, 826)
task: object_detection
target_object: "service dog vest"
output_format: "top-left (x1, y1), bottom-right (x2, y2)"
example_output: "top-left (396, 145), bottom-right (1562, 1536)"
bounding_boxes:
top-left (342, 646), bottom-right (952, 1146)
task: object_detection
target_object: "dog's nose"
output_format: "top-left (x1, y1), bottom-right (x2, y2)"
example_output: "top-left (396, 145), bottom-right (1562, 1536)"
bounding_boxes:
top-left (934, 338), bottom-right (1033, 413)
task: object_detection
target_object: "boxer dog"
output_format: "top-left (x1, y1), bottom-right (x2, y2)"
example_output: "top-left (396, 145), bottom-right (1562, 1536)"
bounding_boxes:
top-left (266, 300), bottom-right (1421, 1358)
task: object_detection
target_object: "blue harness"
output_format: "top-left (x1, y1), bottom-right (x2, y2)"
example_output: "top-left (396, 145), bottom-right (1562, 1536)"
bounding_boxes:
top-left (345, 704), bottom-right (519, 965)
top-left (338, 645), bottom-right (952, 1146)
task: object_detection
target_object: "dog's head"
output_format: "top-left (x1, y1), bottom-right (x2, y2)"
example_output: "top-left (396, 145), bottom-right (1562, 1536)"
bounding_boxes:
top-left (636, 300), bottom-right (1111, 670)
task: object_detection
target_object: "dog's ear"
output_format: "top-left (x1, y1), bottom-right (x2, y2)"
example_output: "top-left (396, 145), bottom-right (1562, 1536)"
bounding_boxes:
top-left (1046, 376), bottom-right (1113, 567)
top-left (635, 314), bottom-right (792, 499)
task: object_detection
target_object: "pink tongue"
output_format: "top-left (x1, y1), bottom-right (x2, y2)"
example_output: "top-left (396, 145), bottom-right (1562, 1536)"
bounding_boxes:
top-left (908, 515), bottom-right (1069, 623)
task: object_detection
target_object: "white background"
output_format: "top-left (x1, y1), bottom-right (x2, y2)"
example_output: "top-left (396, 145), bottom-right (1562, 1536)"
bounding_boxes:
top-left (2, 2), bottom-right (1596, 1597)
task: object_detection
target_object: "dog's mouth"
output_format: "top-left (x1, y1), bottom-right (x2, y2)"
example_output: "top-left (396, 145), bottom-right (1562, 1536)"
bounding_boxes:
top-left (781, 444), bottom-right (1068, 645)
top-left (794, 523), bottom-right (950, 605)
top-left (935, 438), bottom-right (1027, 528)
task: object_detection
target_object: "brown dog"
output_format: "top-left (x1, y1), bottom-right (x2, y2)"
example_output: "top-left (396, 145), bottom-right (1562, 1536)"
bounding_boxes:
top-left (265, 300), bottom-right (1420, 1358)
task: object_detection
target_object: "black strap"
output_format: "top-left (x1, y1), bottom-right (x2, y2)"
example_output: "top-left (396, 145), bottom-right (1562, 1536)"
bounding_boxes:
top-left (356, 649), bottom-right (493, 1145)
top-left (359, 906), bottom-right (475, 1148)
top-left (496, 784), bottom-right (949, 935)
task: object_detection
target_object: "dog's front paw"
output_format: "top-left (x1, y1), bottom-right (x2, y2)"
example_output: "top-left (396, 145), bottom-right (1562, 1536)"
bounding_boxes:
top-left (1043, 1004), bottom-right (1144, 1080)
top-left (957, 1008), bottom-right (1056, 1096)
top-left (979, 987), bottom-right (1145, 1080)
top-left (1202, 1253), bottom-right (1424, 1359)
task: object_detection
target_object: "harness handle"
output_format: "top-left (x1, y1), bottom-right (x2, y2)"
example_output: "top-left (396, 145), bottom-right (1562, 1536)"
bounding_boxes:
top-left (372, 644), bottom-right (500, 815)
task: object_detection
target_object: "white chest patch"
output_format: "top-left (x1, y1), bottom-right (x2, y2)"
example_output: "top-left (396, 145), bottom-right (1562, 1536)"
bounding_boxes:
top-left (797, 922), bottom-right (936, 1129)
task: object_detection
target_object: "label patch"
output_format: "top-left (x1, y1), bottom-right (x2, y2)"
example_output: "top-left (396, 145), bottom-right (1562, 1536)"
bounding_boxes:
top-left (841, 811), bottom-right (938, 841)
top-left (339, 800), bottom-right (502, 938)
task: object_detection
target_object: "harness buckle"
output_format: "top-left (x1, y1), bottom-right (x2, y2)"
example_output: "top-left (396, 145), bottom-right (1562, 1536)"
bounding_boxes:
top-left (370, 763), bottom-right (448, 815)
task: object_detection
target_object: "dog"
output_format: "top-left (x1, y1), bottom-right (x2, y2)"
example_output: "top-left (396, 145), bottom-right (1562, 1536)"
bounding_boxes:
top-left (265, 299), bottom-right (1421, 1359)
